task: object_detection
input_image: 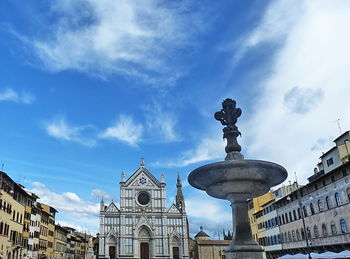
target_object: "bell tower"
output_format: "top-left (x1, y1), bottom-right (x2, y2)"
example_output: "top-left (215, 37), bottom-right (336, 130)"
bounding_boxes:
top-left (176, 174), bottom-right (185, 212)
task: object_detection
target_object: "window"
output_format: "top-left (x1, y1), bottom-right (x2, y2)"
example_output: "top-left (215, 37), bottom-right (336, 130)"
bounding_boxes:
top-left (325, 196), bottom-right (331, 210)
top-left (335, 193), bottom-right (341, 206)
top-left (331, 175), bottom-right (335, 182)
top-left (318, 199), bottom-right (323, 211)
top-left (343, 169), bottom-right (347, 177)
top-left (303, 206), bottom-right (308, 217)
top-left (296, 230), bottom-right (300, 241)
top-left (331, 223), bottom-right (337, 235)
top-left (347, 188), bottom-right (350, 202)
top-left (323, 180), bottom-right (326, 186)
top-left (327, 157), bottom-right (334, 167)
top-left (340, 219), bottom-right (347, 233)
top-left (314, 225), bottom-right (319, 238)
top-left (301, 228), bottom-right (305, 240)
top-left (310, 203), bottom-right (315, 215)
top-left (322, 224), bottom-right (328, 237)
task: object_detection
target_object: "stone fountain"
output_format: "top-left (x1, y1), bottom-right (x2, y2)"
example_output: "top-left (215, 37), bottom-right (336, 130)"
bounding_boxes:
top-left (188, 98), bottom-right (288, 259)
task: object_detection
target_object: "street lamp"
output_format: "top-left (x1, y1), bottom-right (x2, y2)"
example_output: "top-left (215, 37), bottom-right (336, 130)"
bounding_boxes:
top-left (287, 192), bottom-right (312, 259)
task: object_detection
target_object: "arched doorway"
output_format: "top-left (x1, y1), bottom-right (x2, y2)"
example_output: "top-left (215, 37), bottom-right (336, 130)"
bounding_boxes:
top-left (106, 235), bottom-right (117, 259)
top-left (170, 236), bottom-right (180, 259)
top-left (138, 227), bottom-right (151, 259)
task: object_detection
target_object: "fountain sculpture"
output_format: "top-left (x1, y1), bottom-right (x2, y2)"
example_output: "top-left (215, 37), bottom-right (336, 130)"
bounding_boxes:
top-left (188, 98), bottom-right (288, 259)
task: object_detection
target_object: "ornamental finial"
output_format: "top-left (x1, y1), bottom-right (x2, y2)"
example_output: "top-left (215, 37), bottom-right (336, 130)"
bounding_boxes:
top-left (214, 98), bottom-right (242, 156)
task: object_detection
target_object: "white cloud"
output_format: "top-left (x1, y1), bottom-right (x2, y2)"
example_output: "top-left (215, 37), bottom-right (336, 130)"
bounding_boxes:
top-left (90, 189), bottom-right (114, 201)
top-left (283, 86), bottom-right (324, 114)
top-left (99, 115), bottom-right (143, 146)
top-left (0, 88), bottom-right (35, 104)
top-left (144, 102), bottom-right (179, 143)
top-left (44, 117), bottom-right (97, 147)
top-left (237, 0), bottom-right (350, 183)
top-left (186, 191), bottom-right (232, 238)
top-left (18, 0), bottom-right (202, 85)
top-left (154, 135), bottom-right (225, 168)
top-left (29, 181), bottom-right (99, 220)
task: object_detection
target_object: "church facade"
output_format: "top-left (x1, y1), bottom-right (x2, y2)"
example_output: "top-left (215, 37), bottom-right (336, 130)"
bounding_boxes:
top-left (98, 162), bottom-right (189, 259)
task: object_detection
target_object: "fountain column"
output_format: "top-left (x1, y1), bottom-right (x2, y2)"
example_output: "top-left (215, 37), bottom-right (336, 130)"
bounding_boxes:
top-left (188, 98), bottom-right (288, 259)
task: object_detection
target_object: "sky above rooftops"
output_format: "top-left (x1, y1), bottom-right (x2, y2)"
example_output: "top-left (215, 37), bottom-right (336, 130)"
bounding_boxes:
top-left (1, 0), bottom-right (350, 237)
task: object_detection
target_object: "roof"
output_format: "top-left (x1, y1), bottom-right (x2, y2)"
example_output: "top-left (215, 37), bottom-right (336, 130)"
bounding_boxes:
top-left (319, 146), bottom-right (337, 158)
top-left (333, 130), bottom-right (350, 143)
top-left (197, 240), bottom-right (231, 245)
top-left (124, 166), bottom-right (161, 187)
top-left (195, 230), bottom-right (210, 238)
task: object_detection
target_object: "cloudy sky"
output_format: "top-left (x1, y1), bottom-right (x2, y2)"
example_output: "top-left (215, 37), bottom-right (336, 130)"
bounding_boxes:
top-left (1, 0), bottom-right (350, 237)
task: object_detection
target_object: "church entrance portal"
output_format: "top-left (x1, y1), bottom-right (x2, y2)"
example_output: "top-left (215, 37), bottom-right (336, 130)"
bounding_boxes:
top-left (140, 243), bottom-right (149, 259)
top-left (172, 247), bottom-right (179, 259)
top-left (109, 246), bottom-right (116, 259)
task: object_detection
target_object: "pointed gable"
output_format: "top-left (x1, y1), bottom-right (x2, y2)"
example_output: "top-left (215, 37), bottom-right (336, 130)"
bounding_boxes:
top-left (124, 167), bottom-right (161, 188)
top-left (167, 203), bottom-right (181, 214)
top-left (106, 202), bottom-right (120, 213)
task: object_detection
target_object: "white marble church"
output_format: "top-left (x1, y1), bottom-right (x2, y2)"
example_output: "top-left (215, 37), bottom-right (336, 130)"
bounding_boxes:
top-left (98, 161), bottom-right (189, 259)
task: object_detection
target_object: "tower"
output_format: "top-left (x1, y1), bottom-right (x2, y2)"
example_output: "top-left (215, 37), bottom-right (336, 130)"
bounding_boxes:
top-left (176, 174), bottom-right (185, 212)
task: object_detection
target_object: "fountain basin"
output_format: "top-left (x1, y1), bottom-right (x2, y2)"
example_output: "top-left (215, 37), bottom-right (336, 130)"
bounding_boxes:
top-left (188, 159), bottom-right (287, 200)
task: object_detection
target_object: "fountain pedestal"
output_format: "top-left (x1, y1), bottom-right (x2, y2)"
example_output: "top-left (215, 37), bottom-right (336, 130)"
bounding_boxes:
top-left (188, 99), bottom-right (287, 259)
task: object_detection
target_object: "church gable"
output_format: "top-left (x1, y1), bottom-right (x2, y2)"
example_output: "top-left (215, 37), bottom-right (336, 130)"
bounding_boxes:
top-left (106, 202), bottom-right (119, 213)
top-left (125, 167), bottom-right (161, 188)
top-left (167, 203), bottom-right (181, 214)
top-left (135, 215), bottom-right (155, 231)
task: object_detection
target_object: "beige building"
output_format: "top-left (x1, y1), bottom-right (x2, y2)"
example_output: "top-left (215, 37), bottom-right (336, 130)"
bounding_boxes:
top-left (0, 171), bottom-right (32, 259)
top-left (188, 227), bottom-right (230, 259)
top-left (54, 225), bottom-right (69, 259)
top-left (248, 191), bottom-right (274, 243)
top-left (38, 203), bottom-right (57, 259)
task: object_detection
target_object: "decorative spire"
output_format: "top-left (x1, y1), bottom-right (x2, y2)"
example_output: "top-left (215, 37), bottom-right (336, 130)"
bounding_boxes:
top-left (100, 197), bottom-right (105, 211)
top-left (176, 173), bottom-right (185, 212)
top-left (200, 226), bottom-right (203, 232)
top-left (177, 173), bottom-right (181, 187)
top-left (161, 173), bottom-right (165, 183)
top-left (214, 98), bottom-right (242, 154)
top-left (140, 157), bottom-right (145, 168)
top-left (121, 170), bottom-right (125, 182)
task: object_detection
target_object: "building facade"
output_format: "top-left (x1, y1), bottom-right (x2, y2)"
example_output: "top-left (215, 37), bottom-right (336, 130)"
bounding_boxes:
top-left (249, 131), bottom-right (350, 259)
top-left (188, 227), bottom-right (230, 259)
top-left (98, 163), bottom-right (189, 259)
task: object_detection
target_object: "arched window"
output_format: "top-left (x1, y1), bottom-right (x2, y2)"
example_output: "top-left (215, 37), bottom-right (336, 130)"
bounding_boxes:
top-left (310, 203), bottom-right (315, 215)
top-left (307, 227), bottom-right (311, 239)
top-left (296, 230), bottom-right (300, 241)
top-left (301, 228), bottom-right (305, 240)
top-left (318, 199), bottom-right (323, 211)
top-left (314, 225), bottom-right (319, 238)
top-left (0, 222), bottom-right (3, 235)
top-left (288, 231), bottom-right (292, 242)
top-left (325, 196), bottom-right (331, 210)
top-left (331, 222), bottom-right (337, 235)
top-left (303, 206), bottom-right (308, 217)
top-left (335, 193), bottom-right (341, 206)
top-left (340, 219), bottom-right (347, 233)
top-left (322, 223), bottom-right (328, 237)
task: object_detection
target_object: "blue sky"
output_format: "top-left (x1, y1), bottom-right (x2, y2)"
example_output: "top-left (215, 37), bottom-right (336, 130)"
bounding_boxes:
top-left (1, 0), bottom-right (350, 237)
